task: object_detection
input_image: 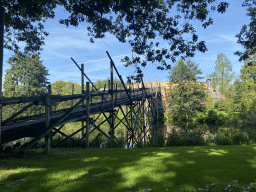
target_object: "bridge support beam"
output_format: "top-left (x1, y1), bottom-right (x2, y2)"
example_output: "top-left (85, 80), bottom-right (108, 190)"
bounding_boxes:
top-left (44, 85), bottom-right (51, 154)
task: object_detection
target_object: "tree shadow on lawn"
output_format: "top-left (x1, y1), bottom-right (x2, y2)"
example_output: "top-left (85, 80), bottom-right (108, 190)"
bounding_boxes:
top-left (0, 145), bottom-right (256, 192)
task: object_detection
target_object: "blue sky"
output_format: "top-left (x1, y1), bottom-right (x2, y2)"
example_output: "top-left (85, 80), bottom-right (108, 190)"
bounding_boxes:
top-left (3, 0), bottom-right (252, 86)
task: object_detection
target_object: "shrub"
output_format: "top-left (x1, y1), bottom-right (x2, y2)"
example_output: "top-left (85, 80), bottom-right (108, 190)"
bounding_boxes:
top-left (166, 129), bottom-right (185, 146)
top-left (90, 133), bottom-right (104, 148)
top-left (3, 145), bottom-right (15, 155)
top-left (136, 139), bottom-right (144, 148)
top-left (231, 131), bottom-right (250, 145)
top-left (181, 129), bottom-right (206, 146)
top-left (156, 134), bottom-right (166, 147)
top-left (212, 132), bottom-right (232, 145)
top-left (105, 136), bottom-right (126, 148)
top-left (166, 129), bottom-right (206, 147)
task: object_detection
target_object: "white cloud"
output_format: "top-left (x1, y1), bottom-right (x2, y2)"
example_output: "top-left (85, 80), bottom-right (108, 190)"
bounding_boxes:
top-left (217, 34), bottom-right (238, 43)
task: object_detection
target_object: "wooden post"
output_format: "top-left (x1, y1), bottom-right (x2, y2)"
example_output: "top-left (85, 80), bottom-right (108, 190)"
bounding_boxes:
top-left (81, 64), bottom-right (85, 140)
top-left (71, 84), bottom-right (74, 107)
top-left (86, 82), bottom-right (90, 148)
top-left (45, 85), bottom-right (51, 154)
top-left (0, 5), bottom-right (4, 149)
top-left (130, 92), bottom-right (133, 148)
top-left (126, 105), bottom-right (129, 149)
top-left (143, 99), bottom-right (146, 147)
top-left (110, 60), bottom-right (114, 148)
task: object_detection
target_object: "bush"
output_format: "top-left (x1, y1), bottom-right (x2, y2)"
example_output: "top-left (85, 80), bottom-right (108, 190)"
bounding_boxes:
top-left (211, 130), bottom-right (233, 145)
top-left (105, 136), bottom-right (126, 148)
top-left (166, 129), bottom-right (206, 147)
top-left (90, 133), bottom-right (104, 148)
top-left (231, 131), bottom-right (250, 145)
top-left (136, 139), bottom-right (144, 148)
top-left (156, 134), bottom-right (166, 147)
top-left (166, 129), bottom-right (185, 146)
top-left (181, 129), bottom-right (206, 146)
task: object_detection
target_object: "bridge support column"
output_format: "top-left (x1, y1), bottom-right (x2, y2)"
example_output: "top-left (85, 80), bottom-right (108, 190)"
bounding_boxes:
top-left (126, 105), bottom-right (129, 149)
top-left (86, 82), bottom-right (90, 148)
top-left (81, 64), bottom-right (85, 145)
top-left (110, 59), bottom-right (115, 148)
top-left (45, 85), bottom-right (51, 154)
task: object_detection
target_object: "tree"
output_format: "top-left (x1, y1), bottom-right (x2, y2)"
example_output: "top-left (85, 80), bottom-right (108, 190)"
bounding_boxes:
top-left (211, 53), bottom-right (235, 96)
top-left (2, 0), bottom-right (63, 53)
top-left (234, 0), bottom-right (256, 64)
top-left (240, 52), bottom-right (256, 92)
top-left (3, 52), bottom-right (49, 97)
top-left (51, 80), bottom-right (81, 110)
top-left (168, 57), bottom-right (204, 81)
top-left (226, 78), bottom-right (247, 112)
top-left (2, 1), bottom-right (230, 75)
top-left (3, 52), bottom-right (49, 118)
top-left (166, 58), bottom-right (207, 130)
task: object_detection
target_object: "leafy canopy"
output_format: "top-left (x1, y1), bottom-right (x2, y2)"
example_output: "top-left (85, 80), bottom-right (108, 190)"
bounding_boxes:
top-left (2, 0), bottom-right (230, 76)
top-left (234, 0), bottom-right (256, 64)
top-left (3, 0), bottom-right (255, 80)
top-left (2, 0), bottom-right (63, 53)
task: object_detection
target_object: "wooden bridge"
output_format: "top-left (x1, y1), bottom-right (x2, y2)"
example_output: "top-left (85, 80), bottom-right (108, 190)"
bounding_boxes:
top-left (0, 51), bottom-right (163, 154)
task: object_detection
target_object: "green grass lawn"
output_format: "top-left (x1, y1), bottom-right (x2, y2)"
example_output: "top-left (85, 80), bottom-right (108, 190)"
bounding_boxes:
top-left (1, 145), bottom-right (256, 192)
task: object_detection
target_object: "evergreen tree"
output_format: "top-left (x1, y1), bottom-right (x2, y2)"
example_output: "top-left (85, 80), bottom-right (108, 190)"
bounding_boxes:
top-left (167, 58), bottom-right (207, 130)
top-left (3, 52), bottom-right (49, 118)
top-left (168, 58), bottom-right (204, 81)
top-left (240, 52), bottom-right (256, 92)
top-left (211, 53), bottom-right (235, 96)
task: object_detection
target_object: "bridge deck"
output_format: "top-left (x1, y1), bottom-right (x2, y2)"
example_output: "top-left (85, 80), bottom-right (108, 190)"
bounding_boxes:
top-left (2, 91), bottom-right (154, 144)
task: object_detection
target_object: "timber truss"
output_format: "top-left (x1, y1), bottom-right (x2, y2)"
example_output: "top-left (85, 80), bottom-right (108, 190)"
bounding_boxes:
top-left (0, 51), bottom-right (163, 154)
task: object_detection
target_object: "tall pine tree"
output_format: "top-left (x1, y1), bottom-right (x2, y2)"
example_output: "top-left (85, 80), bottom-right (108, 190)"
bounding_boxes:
top-left (3, 52), bottom-right (49, 119)
top-left (167, 58), bottom-right (207, 130)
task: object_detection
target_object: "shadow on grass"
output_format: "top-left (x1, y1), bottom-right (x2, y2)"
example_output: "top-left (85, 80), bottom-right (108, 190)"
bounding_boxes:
top-left (1, 145), bottom-right (256, 192)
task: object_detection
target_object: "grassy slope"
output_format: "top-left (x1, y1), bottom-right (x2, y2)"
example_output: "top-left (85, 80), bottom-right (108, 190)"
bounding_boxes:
top-left (1, 145), bottom-right (256, 192)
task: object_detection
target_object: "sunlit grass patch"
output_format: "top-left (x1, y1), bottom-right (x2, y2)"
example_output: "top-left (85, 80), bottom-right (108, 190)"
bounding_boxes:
top-left (0, 145), bottom-right (256, 192)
